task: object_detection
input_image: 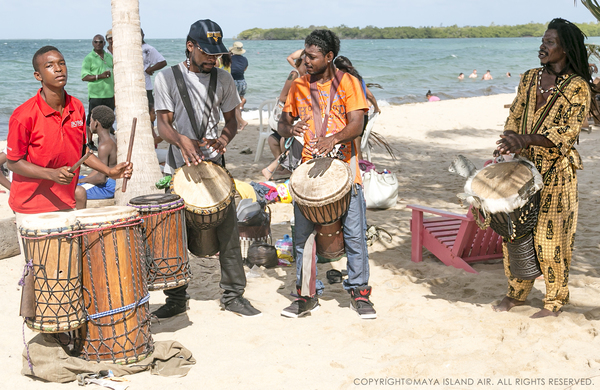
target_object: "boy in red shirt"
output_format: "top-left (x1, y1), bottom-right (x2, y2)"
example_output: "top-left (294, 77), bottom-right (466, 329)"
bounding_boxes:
top-left (7, 46), bottom-right (132, 223)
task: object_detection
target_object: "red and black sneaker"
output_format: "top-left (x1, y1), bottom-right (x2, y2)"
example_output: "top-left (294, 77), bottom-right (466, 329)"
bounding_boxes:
top-left (281, 288), bottom-right (319, 318)
top-left (350, 286), bottom-right (377, 319)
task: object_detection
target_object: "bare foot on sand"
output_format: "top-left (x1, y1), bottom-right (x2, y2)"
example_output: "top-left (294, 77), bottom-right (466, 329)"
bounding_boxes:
top-left (530, 309), bottom-right (560, 319)
top-left (492, 296), bottom-right (524, 312)
top-left (262, 167), bottom-right (274, 181)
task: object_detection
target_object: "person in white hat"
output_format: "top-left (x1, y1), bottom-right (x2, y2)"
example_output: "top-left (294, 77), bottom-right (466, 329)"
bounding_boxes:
top-left (229, 41), bottom-right (248, 130)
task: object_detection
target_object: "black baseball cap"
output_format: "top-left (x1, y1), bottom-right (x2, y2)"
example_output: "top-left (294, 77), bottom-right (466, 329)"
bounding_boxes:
top-left (188, 19), bottom-right (228, 55)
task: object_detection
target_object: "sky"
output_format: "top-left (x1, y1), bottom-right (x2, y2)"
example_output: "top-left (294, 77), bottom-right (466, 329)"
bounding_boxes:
top-left (0, 0), bottom-right (598, 40)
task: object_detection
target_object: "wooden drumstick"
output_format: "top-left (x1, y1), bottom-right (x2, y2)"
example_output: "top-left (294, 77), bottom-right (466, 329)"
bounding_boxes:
top-left (121, 117), bottom-right (137, 193)
top-left (68, 150), bottom-right (93, 173)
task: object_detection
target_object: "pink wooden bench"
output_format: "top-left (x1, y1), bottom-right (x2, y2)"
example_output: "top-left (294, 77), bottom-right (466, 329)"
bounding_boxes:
top-left (407, 204), bottom-right (503, 274)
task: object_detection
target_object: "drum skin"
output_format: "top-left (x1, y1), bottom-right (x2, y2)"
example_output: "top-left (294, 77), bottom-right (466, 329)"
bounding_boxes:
top-left (289, 158), bottom-right (353, 225)
top-left (464, 159), bottom-right (544, 281)
top-left (128, 194), bottom-right (191, 291)
top-left (171, 161), bottom-right (235, 231)
top-left (20, 212), bottom-right (85, 333)
top-left (74, 206), bottom-right (153, 364)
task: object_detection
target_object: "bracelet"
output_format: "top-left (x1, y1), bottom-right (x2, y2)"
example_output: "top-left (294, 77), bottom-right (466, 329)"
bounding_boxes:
top-left (96, 75), bottom-right (98, 81)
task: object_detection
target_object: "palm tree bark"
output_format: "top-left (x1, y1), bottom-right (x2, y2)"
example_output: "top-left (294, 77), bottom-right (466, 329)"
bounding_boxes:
top-left (111, 0), bottom-right (163, 205)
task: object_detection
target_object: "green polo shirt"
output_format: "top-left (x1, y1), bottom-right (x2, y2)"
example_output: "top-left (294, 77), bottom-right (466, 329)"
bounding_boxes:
top-left (81, 50), bottom-right (114, 99)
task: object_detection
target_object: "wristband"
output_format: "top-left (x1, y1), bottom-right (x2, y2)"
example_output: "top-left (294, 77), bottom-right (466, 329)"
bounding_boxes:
top-left (96, 75), bottom-right (98, 81)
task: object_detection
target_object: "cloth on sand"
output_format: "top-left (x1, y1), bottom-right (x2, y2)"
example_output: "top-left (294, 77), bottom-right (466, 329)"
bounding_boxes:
top-left (22, 333), bottom-right (195, 383)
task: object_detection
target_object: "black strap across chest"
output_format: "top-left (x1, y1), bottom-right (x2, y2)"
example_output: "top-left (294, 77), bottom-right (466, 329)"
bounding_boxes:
top-left (171, 64), bottom-right (217, 140)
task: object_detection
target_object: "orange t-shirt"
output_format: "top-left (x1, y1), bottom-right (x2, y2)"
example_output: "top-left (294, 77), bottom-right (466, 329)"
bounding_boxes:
top-left (283, 72), bottom-right (368, 182)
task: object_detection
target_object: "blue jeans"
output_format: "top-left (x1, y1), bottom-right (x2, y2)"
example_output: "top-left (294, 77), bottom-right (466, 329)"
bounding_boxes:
top-left (293, 184), bottom-right (370, 295)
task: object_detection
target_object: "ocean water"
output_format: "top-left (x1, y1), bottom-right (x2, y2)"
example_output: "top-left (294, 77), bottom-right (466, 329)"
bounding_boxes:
top-left (2, 36), bottom-right (600, 139)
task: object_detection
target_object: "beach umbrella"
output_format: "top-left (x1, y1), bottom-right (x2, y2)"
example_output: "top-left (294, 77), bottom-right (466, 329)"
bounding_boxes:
top-left (111, 0), bottom-right (163, 204)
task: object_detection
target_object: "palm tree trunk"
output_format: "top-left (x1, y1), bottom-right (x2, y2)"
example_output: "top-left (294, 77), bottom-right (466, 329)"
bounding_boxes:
top-left (111, 0), bottom-right (163, 205)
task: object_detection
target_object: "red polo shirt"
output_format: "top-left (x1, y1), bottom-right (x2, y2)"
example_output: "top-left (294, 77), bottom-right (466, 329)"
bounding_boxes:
top-left (7, 89), bottom-right (86, 214)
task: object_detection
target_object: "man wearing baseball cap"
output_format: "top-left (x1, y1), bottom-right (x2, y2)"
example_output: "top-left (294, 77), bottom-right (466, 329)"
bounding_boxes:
top-left (153, 19), bottom-right (261, 318)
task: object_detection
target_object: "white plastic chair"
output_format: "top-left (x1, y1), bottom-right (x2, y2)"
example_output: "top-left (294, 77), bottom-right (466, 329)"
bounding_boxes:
top-left (255, 99), bottom-right (277, 162)
top-left (361, 112), bottom-right (379, 162)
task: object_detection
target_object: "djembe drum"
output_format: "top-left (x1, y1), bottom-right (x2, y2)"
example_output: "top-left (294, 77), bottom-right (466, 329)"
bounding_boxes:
top-left (464, 159), bottom-right (544, 279)
top-left (289, 157), bottom-right (353, 225)
top-left (128, 194), bottom-right (191, 291)
top-left (74, 206), bottom-right (153, 364)
top-left (171, 161), bottom-right (235, 257)
top-left (19, 212), bottom-right (85, 333)
top-left (289, 158), bottom-right (351, 261)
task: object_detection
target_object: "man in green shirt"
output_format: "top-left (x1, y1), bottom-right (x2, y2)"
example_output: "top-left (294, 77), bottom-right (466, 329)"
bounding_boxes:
top-left (81, 34), bottom-right (114, 129)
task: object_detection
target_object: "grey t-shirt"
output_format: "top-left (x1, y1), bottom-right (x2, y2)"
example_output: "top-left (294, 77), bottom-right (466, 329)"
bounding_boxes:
top-left (154, 62), bottom-right (241, 173)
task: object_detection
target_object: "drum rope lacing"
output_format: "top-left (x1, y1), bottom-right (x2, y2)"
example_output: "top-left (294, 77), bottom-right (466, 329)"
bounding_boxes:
top-left (129, 200), bottom-right (185, 213)
top-left (87, 293), bottom-right (150, 320)
top-left (20, 218), bottom-right (144, 241)
top-left (134, 204), bottom-right (186, 220)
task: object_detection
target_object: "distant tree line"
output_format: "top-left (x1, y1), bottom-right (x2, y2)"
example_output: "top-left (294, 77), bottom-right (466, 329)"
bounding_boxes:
top-left (235, 22), bottom-right (600, 40)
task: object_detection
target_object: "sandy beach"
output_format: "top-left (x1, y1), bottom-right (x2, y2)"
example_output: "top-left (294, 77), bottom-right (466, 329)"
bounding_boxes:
top-left (1, 93), bottom-right (600, 389)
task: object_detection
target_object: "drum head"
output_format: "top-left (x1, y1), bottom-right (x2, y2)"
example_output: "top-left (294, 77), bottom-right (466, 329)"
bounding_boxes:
top-left (74, 206), bottom-right (139, 226)
top-left (128, 194), bottom-right (181, 206)
top-left (20, 211), bottom-right (78, 235)
top-left (289, 158), bottom-right (352, 207)
top-left (471, 162), bottom-right (533, 200)
top-left (171, 162), bottom-right (234, 209)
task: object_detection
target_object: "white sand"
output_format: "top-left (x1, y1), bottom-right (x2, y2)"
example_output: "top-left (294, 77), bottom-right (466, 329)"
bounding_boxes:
top-left (2, 93), bottom-right (600, 389)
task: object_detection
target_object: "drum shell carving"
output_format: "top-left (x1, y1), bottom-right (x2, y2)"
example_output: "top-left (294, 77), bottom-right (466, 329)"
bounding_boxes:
top-left (315, 220), bottom-right (345, 262)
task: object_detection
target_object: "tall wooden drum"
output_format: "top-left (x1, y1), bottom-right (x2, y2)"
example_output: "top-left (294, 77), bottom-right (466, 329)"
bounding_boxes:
top-left (74, 206), bottom-right (153, 364)
top-left (19, 212), bottom-right (85, 333)
top-left (128, 194), bottom-right (191, 290)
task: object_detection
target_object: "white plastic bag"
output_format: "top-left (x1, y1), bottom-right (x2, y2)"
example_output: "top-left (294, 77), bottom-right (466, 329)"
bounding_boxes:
top-left (362, 170), bottom-right (398, 209)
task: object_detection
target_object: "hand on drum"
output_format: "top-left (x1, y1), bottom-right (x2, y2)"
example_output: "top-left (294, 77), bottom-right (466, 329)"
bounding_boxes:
top-left (310, 135), bottom-right (336, 157)
top-left (50, 167), bottom-right (75, 184)
top-left (108, 162), bottom-right (133, 180)
top-left (495, 130), bottom-right (528, 156)
top-left (204, 137), bottom-right (228, 155)
top-left (177, 134), bottom-right (204, 166)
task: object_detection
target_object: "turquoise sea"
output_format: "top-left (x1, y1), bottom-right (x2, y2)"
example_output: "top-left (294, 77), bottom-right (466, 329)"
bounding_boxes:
top-left (2, 36), bottom-right (600, 139)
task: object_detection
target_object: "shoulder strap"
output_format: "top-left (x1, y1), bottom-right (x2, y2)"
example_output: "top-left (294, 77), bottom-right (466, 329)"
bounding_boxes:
top-left (309, 70), bottom-right (344, 138)
top-left (529, 73), bottom-right (578, 135)
top-left (171, 64), bottom-right (217, 140)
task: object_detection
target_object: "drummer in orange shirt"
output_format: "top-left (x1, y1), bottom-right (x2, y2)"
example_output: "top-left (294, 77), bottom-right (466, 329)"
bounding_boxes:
top-left (278, 29), bottom-right (376, 319)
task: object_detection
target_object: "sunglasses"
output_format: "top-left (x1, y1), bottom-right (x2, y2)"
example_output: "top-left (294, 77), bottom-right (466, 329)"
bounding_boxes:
top-left (196, 45), bottom-right (222, 59)
top-left (93, 40), bottom-right (105, 44)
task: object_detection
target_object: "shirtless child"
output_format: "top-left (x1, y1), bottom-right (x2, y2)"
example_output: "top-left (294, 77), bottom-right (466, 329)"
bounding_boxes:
top-left (78, 105), bottom-right (118, 200)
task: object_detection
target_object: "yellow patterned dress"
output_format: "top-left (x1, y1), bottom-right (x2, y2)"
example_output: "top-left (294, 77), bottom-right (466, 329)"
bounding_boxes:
top-left (503, 67), bottom-right (588, 312)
